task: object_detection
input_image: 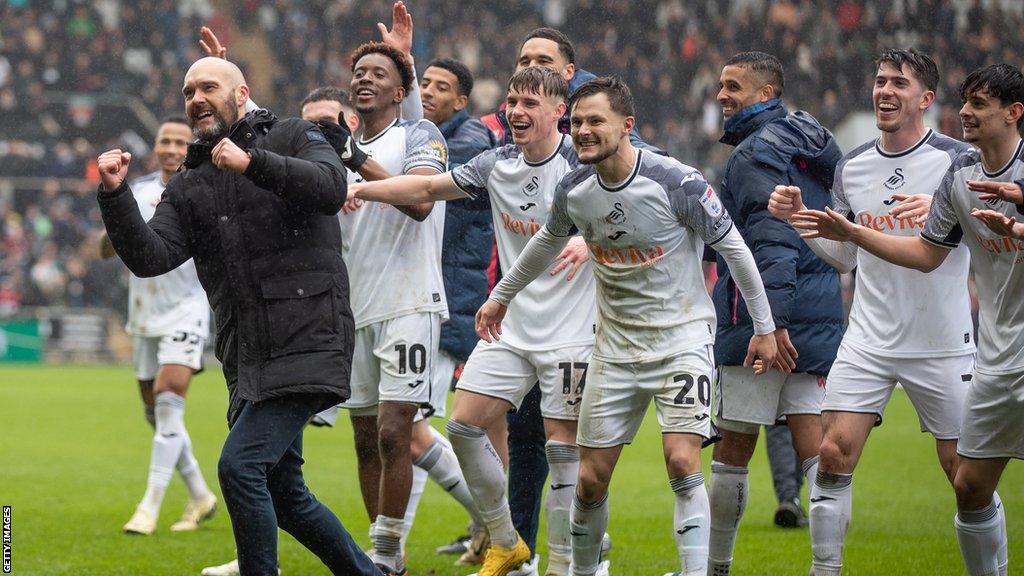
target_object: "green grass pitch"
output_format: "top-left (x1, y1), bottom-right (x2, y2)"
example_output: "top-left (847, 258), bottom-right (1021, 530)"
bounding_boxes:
top-left (1, 364), bottom-right (1020, 575)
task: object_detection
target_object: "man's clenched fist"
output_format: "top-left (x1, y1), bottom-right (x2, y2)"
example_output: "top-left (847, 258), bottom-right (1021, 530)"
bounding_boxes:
top-left (98, 149), bottom-right (132, 192)
top-left (212, 138), bottom-right (251, 173)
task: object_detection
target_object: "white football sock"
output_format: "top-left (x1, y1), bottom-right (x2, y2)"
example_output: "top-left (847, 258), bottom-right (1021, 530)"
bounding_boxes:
top-left (708, 461), bottom-right (748, 575)
top-left (672, 473), bottom-right (710, 576)
top-left (570, 493), bottom-right (608, 576)
top-left (140, 392), bottom-right (187, 517)
top-left (992, 492), bottom-right (1008, 575)
top-left (373, 515), bottom-right (405, 571)
top-left (402, 465), bottom-right (428, 547)
top-left (447, 419), bottom-right (517, 547)
top-left (809, 470), bottom-right (852, 576)
top-left (545, 441), bottom-right (580, 566)
top-left (956, 500), bottom-right (1005, 576)
top-left (416, 428), bottom-right (485, 526)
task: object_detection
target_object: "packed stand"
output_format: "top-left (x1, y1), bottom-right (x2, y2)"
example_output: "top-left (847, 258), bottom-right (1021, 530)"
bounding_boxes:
top-left (2, 0), bottom-right (1023, 312)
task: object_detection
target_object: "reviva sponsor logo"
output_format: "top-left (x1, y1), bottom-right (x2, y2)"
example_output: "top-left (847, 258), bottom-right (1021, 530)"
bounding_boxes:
top-left (587, 242), bottom-right (665, 267)
top-left (501, 212), bottom-right (542, 237)
top-left (858, 212), bottom-right (923, 232)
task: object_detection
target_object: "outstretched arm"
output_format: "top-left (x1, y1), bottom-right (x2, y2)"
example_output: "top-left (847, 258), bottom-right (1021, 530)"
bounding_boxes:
top-left (791, 207), bottom-right (950, 272)
top-left (352, 172), bottom-right (466, 205)
top-left (770, 184), bottom-right (858, 273)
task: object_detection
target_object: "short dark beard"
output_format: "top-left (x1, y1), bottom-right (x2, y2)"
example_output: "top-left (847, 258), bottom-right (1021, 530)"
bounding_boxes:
top-left (191, 97), bottom-right (239, 143)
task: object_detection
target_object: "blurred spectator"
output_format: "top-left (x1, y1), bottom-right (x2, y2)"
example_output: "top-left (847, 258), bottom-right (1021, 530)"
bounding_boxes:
top-left (3, 0), bottom-right (1018, 315)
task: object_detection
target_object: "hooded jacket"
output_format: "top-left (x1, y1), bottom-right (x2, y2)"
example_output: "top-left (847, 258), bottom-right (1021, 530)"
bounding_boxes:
top-left (713, 100), bottom-right (844, 374)
top-left (98, 110), bottom-right (354, 422)
top-left (437, 109), bottom-right (498, 360)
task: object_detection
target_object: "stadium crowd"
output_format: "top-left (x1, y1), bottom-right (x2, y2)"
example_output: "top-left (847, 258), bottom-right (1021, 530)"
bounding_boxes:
top-left (2, 0), bottom-right (1023, 313)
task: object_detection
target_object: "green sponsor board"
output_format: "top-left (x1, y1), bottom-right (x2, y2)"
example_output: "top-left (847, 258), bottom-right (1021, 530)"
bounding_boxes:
top-left (0, 319), bottom-right (43, 362)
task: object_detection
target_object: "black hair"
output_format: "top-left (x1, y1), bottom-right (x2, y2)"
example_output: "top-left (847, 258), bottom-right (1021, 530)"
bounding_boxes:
top-left (161, 115), bottom-right (190, 127)
top-left (523, 28), bottom-right (576, 65)
top-left (350, 42), bottom-right (415, 93)
top-left (507, 66), bottom-right (568, 101)
top-left (876, 48), bottom-right (940, 93)
top-left (299, 86), bottom-right (351, 111)
top-left (569, 76), bottom-right (634, 118)
top-left (426, 58), bottom-right (474, 97)
top-left (724, 51), bottom-right (785, 98)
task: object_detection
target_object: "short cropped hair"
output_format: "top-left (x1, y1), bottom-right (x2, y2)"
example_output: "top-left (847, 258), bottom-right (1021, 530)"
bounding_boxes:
top-left (507, 66), bottom-right (568, 101)
top-left (426, 58), bottom-right (474, 97)
top-left (299, 86), bottom-right (351, 110)
top-left (876, 48), bottom-right (939, 93)
top-left (350, 42), bottom-right (415, 93)
top-left (725, 51), bottom-right (785, 99)
top-left (523, 27), bottom-right (576, 65)
top-left (569, 76), bottom-right (635, 118)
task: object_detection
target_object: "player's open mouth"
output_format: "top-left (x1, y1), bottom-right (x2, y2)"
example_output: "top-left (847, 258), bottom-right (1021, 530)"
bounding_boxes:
top-left (356, 88), bottom-right (376, 100)
top-left (510, 121), bottom-right (531, 132)
top-left (877, 102), bottom-right (899, 114)
top-left (422, 101), bottom-right (435, 112)
top-left (194, 110), bottom-right (214, 122)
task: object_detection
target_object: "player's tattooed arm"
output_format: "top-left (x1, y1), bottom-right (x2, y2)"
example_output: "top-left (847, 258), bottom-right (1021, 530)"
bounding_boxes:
top-left (971, 208), bottom-right (1024, 239)
top-left (791, 207), bottom-right (949, 272)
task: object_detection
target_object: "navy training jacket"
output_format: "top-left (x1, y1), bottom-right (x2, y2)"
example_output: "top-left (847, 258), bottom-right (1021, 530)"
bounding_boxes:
top-left (712, 100), bottom-right (844, 375)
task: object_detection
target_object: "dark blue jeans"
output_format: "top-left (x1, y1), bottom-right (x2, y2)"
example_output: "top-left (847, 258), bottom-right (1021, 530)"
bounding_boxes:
top-left (507, 383), bottom-right (548, 554)
top-left (218, 393), bottom-right (380, 576)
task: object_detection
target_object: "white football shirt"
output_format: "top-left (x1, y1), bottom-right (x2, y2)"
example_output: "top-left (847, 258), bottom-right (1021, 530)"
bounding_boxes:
top-left (452, 135), bottom-right (596, 351)
top-left (339, 118), bottom-right (449, 328)
top-left (126, 172), bottom-right (210, 339)
top-left (545, 150), bottom-right (733, 363)
top-left (833, 130), bottom-right (974, 357)
top-left (922, 137), bottom-right (1024, 375)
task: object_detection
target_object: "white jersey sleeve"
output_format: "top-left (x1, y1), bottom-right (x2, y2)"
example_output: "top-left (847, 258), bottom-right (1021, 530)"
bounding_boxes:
top-left (451, 146), bottom-right (507, 199)
top-left (404, 120), bottom-right (447, 174)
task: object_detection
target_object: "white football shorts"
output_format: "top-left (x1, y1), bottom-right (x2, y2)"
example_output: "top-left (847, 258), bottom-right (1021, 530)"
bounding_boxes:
top-left (343, 312), bottom-right (442, 414)
top-left (823, 341), bottom-right (973, 440)
top-left (132, 332), bottom-right (204, 381)
top-left (957, 369), bottom-right (1024, 460)
top-left (456, 338), bottom-right (593, 421)
top-left (576, 345), bottom-right (714, 448)
top-left (716, 365), bottom-right (826, 434)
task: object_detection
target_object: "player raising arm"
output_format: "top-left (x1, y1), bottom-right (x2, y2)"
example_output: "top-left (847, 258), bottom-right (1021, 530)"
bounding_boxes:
top-left (477, 77), bottom-right (777, 576)
top-left (791, 63), bottom-right (1024, 576)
